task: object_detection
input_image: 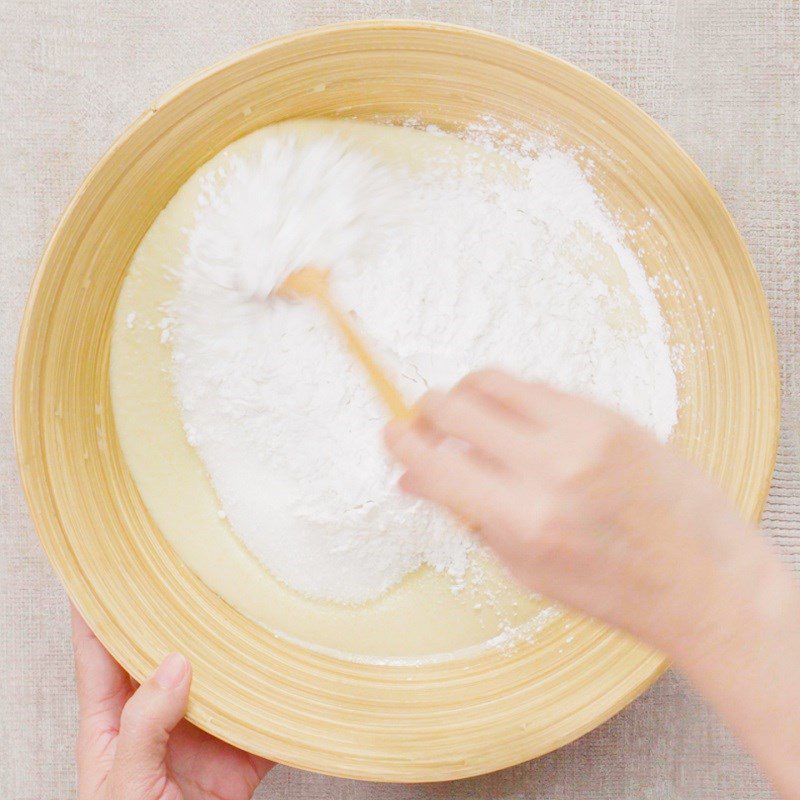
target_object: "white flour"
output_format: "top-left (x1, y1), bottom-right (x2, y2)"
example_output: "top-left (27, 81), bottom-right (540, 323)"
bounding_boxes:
top-left (168, 125), bottom-right (678, 605)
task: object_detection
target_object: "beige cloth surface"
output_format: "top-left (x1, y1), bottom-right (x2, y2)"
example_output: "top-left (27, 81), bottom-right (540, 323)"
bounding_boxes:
top-left (1, 1), bottom-right (798, 797)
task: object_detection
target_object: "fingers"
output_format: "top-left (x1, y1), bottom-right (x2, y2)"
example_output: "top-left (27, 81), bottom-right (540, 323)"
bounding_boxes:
top-left (385, 371), bottom-right (573, 529)
top-left (384, 419), bottom-right (515, 528)
top-left (107, 653), bottom-right (191, 799)
top-left (71, 603), bottom-right (133, 785)
top-left (72, 604), bottom-right (138, 797)
top-left (459, 369), bottom-right (571, 425)
top-left (71, 604), bottom-right (132, 721)
top-left (415, 388), bottom-right (529, 467)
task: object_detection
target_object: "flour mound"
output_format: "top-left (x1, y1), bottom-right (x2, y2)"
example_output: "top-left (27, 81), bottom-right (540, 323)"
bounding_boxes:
top-left (186, 134), bottom-right (402, 302)
top-left (168, 127), bottom-right (678, 605)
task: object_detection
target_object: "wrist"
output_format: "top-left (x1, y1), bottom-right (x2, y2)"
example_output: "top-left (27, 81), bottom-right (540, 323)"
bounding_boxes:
top-left (663, 507), bottom-right (800, 692)
top-left (669, 536), bottom-right (800, 798)
top-left (669, 525), bottom-right (780, 670)
top-left (650, 473), bottom-right (777, 664)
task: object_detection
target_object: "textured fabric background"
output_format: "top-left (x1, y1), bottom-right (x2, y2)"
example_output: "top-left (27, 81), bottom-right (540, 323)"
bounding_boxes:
top-left (1, 1), bottom-right (798, 798)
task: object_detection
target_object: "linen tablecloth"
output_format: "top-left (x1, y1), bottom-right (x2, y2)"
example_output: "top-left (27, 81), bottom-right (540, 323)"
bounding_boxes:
top-left (2, 1), bottom-right (798, 797)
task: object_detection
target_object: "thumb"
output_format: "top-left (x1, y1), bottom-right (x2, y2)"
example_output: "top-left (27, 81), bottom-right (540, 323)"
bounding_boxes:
top-left (107, 653), bottom-right (191, 799)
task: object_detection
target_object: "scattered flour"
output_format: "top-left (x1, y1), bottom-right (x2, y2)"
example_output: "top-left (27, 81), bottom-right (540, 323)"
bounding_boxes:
top-left (167, 125), bottom-right (678, 605)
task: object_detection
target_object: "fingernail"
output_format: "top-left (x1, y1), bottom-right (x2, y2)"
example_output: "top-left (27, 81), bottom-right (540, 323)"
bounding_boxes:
top-left (153, 652), bottom-right (188, 690)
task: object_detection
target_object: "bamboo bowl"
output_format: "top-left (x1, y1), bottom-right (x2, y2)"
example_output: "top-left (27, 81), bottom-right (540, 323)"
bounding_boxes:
top-left (14, 21), bottom-right (778, 782)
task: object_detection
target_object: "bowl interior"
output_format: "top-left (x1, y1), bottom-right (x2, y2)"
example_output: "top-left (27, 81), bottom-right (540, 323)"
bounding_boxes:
top-left (14, 21), bottom-right (778, 781)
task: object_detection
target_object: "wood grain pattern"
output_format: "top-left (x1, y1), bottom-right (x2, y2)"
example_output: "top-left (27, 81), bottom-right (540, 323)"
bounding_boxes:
top-left (13, 21), bottom-right (778, 782)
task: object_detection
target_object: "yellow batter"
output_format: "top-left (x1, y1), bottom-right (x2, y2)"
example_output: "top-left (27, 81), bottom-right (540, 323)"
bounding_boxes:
top-left (111, 119), bottom-right (642, 661)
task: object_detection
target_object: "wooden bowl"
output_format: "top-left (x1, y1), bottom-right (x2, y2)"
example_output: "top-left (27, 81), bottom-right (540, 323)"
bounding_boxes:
top-left (14, 21), bottom-right (778, 781)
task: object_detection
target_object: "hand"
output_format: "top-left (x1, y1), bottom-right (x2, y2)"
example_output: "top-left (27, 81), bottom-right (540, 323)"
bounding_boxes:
top-left (385, 369), bottom-right (800, 798)
top-left (71, 605), bottom-right (273, 800)
top-left (384, 368), bottom-right (755, 654)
